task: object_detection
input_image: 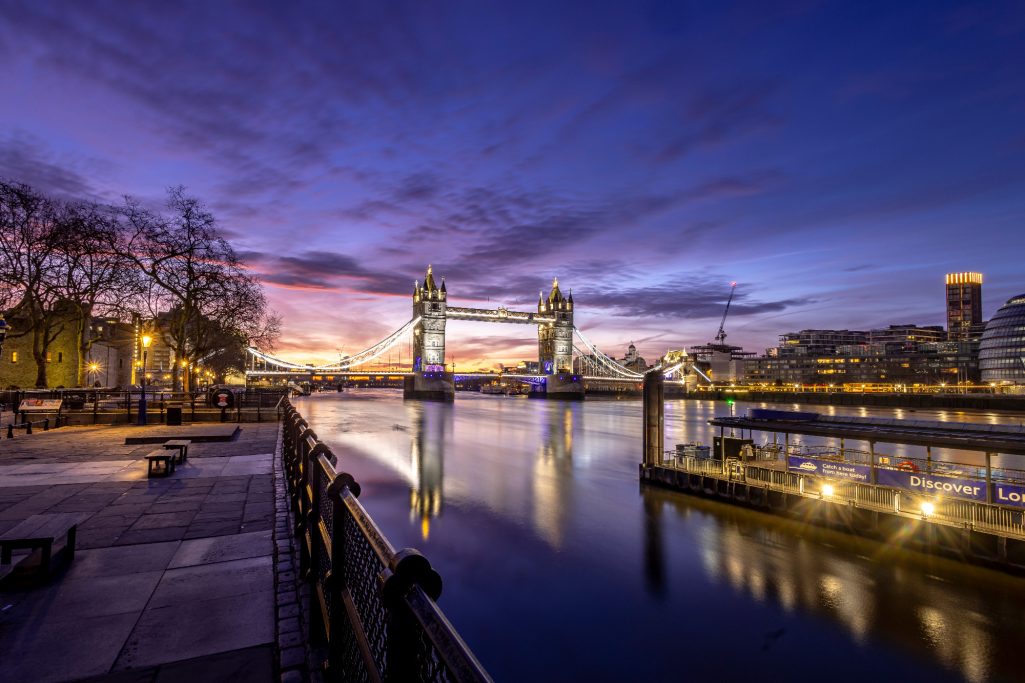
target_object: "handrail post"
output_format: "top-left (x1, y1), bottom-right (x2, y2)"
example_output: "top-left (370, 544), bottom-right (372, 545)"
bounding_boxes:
top-left (325, 472), bottom-right (361, 675)
top-left (381, 549), bottom-right (443, 682)
top-left (307, 457), bottom-right (323, 633)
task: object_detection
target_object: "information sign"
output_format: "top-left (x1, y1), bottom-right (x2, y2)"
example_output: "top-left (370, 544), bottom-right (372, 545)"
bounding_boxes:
top-left (18, 398), bottom-right (63, 412)
top-left (787, 455), bottom-right (871, 482)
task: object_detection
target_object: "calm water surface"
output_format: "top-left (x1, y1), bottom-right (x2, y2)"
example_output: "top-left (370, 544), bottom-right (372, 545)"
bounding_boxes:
top-left (295, 390), bottom-right (1025, 683)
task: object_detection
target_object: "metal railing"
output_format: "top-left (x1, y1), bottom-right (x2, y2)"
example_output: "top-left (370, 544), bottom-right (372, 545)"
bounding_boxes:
top-left (0, 388), bottom-right (286, 424)
top-left (280, 399), bottom-right (493, 683)
top-left (665, 455), bottom-right (1025, 540)
top-left (5, 415), bottom-right (65, 438)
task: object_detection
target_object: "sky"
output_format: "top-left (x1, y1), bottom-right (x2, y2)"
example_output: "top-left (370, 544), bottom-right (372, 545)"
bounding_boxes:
top-left (2, 0), bottom-right (1024, 368)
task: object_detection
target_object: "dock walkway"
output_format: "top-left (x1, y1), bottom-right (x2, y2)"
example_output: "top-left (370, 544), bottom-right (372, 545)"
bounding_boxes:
top-left (0, 423), bottom-right (279, 682)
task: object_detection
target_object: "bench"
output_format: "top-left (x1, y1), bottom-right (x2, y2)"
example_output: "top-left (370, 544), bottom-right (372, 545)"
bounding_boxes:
top-left (162, 439), bottom-right (192, 464)
top-left (0, 513), bottom-right (82, 578)
top-left (146, 449), bottom-right (177, 477)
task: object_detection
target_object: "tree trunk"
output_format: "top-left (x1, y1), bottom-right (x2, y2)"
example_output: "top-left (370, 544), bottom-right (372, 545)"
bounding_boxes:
top-left (76, 308), bottom-right (90, 387)
top-left (32, 324), bottom-right (47, 388)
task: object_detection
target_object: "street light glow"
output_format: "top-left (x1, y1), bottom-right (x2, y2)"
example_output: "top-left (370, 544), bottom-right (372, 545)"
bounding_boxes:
top-left (141, 335), bottom-right (153, 348)
top-left (822, 483), bottom-right (835, 497)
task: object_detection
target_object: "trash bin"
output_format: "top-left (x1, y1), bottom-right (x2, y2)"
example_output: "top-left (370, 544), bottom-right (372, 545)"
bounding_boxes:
top-left (166, 405), bottom-right (183, 426)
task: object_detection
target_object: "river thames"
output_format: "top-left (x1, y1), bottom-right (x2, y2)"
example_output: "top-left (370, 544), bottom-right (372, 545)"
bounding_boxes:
top-left (295, 390), bottom-right (1025, 683)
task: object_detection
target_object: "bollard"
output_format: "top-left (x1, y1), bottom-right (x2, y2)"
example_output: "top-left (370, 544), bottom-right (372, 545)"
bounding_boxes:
top-left (6, 424), bottom-right (12, 439)
top-left (43, 418), bottom-right (49, 431)
top-left (26, 421), bottom-right (32, 435)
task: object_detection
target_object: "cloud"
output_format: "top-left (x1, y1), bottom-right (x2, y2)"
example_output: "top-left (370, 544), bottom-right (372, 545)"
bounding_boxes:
top-left (245, 250), bottom-right (415, 296)
top-left (578, 276), bottom-right (814, 320)
top-left (0, 134), bottom-right (104, 199)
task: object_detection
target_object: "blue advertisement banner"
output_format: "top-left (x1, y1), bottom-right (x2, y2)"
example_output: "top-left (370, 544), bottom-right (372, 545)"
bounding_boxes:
top-left (993, 482), bottom-right (1025, 508)
top-left (787, 456), bottom-right (871, 482)
top-left (784, 455), bottom-right (1025, 509)
top-left (874, 469), bottom-right (988, 502)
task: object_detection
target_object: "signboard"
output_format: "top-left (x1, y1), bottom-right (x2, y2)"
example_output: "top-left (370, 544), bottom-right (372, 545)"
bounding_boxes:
top-left (993, 482), bottom-right (1025, 509)
top-left (19, 398), bottom-right (63, 412)
top-left (786, 455), bottom-right (1025, 509)
top-left (875, 469), bottom-right (988, 503)
top-left (209, 389), bottom-right (235, 409)
top-left (787, 455), bottom-right (871, 482)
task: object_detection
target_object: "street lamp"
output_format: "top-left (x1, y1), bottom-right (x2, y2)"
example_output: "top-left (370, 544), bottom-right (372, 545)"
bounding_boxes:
top-left (138, 334), bottom-right (153, 425)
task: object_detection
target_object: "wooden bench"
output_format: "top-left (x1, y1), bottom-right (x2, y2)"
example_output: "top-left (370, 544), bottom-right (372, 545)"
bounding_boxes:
top-left (0, 513), bottom-right (82, 578)
top-left (146, 449), bottom-right (177, 477)
top-left (162, 439), bottom-right (192, 464)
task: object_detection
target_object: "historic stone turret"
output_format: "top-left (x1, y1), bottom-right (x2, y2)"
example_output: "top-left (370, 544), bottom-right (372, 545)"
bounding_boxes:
top-left (406, 265), bottom-right (454, 400)
top-left (538, 277), bottom-right (574, 374)
top-left (413, 265), bottom-right (447, 371)
top-left (537, 277), bottom-right (583, 399)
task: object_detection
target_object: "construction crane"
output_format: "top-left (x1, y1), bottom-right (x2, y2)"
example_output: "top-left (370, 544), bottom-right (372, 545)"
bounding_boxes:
top-left (714, 282), bottom-right (737, 346)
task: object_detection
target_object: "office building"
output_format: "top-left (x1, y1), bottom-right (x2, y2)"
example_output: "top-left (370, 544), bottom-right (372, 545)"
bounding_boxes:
top-left (946, 272), bottom-right (984, 340)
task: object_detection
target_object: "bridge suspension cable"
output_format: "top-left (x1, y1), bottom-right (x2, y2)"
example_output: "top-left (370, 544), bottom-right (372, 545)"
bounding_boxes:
top-left (572, 326), bottom-right (645, 379)
top-left (248, 317), bottom-right (420, 371)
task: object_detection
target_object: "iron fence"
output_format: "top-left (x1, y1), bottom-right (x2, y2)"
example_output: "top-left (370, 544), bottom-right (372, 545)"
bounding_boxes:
top-left (280, 399), bottom-right (492, 683)
top-left (0, 388), bottom-right (286, 424)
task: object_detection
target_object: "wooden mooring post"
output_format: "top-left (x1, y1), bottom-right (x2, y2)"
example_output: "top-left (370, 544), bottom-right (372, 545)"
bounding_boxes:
top-left (643, 369), bottom-right (664, 466)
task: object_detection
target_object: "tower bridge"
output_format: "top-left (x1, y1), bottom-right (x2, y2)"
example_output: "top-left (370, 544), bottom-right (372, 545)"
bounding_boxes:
top-left (246, 265), bottom-right (696, 400)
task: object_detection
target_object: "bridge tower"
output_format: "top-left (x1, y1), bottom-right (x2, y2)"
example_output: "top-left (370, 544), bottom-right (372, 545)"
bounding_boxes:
top-left (405, 265), bottom-right (454, 401)
top-left (537, 278), bottom-right (584, 399)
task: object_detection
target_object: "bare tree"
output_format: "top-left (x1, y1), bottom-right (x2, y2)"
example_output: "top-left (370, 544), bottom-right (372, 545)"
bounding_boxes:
top-left (54, 201), bottom-right (143, 386)
top-left (122, 187), bottom-right (279, 391)
top-left (0, 181), bottom-right (66, 387)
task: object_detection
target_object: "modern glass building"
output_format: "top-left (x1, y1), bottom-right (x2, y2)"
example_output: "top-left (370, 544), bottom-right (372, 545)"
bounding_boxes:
top-left (979, 293), bottom-right (1025, 384)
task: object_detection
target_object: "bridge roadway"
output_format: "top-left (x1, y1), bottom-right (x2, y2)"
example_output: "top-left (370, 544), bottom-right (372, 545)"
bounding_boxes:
top-left (710, 413), bottom-right (1025, 456)
top-left (246, 369), bottom-right (685, 385)
top-left (445, 306), bottom-right (555, 324)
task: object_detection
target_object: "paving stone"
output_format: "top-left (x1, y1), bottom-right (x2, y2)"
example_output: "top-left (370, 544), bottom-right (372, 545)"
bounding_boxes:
top-left (168, 529), bottom-right (273, 568)
top-left (71, 541), bottom-right (180, 577)
top-left (280, 668), bottom-right (304, 683)
top-left (114, 590), bottom-right (275, 670)
top-left (183, 523), bottom-right (240, 539)
top-left (280, 645), bottom-right (305, 670)
top-left (278, 630), bottom-right (304, 649)
top-left (0, 612), bottom-right (140, 682)
top-left (129, 511), bottom-right (197, 530)
top-left (148, 555), bottom-right (273, 608)
top-left (115, 526), bottom-right (188, 545)
top-left (153, 644), bottom-right (275, 683)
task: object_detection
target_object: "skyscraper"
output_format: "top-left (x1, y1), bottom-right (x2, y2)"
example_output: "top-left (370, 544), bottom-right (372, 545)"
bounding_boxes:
top-left (945, 272), bottom-right (984, 340)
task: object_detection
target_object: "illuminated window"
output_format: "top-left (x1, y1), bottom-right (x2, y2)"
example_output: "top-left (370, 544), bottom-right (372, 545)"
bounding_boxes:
top-left (46, 352), bottom-right (52, 362)
top-left (10, 351), bottom-right (17, 363)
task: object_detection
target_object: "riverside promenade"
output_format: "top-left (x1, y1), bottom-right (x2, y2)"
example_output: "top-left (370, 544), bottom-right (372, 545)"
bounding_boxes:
top-left (0, 422), bottom-right (286, 682)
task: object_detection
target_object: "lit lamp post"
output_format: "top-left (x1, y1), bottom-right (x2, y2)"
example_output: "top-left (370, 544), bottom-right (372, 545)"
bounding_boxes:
top-left (138, 335), bottom-right (152, 426)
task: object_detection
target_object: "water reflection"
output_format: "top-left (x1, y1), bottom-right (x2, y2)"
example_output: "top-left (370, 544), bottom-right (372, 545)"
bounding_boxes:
top-left (642, 486), bottom-right (1024, 683)
top-left (299, 392), bottom-right (1025, 682)
top-left (407, 401), bottom-right (451, 539)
